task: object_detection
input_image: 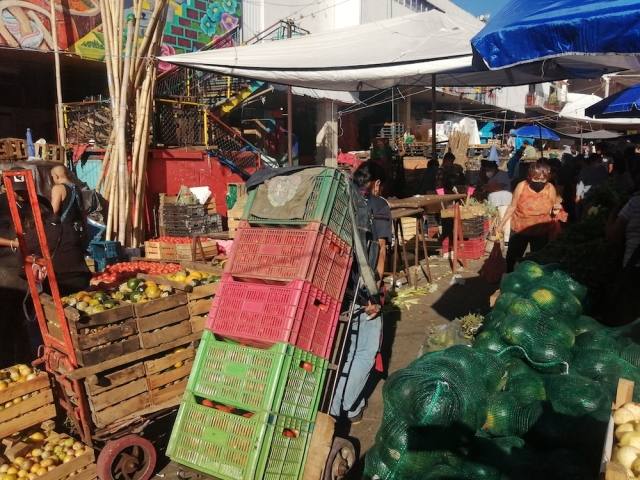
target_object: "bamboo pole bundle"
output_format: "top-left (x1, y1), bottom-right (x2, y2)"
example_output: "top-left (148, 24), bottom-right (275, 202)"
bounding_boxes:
top-left (98, 0), bottom-right (169, 245)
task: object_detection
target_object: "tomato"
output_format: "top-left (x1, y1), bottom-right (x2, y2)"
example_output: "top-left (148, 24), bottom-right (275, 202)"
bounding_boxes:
top-left (300, 362), bottom-right (313, 372)
top-left (282, 429), bottom-right (297, 438)
top-left (242, 412), bottom-right (254, 418)
top-left (214, 405), bottom-right (233, 413)
top-left (330, 243), bottom-right (342, 253)
top-left (201, 399), bottom-right (214, 408)
top-left (317, 303), bottom-right (329, 312)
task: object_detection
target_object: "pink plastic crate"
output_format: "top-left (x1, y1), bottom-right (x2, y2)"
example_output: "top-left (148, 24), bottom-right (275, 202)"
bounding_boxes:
top-left (225, 221), bottom-right (352, 302)
top-left (206, 275), bottom-right (340, 359)
top-left (442, 237), bottom-right (485, 260)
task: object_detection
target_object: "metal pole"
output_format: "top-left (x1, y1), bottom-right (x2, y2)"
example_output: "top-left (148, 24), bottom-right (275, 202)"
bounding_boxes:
top-left (50, 1), bottom-right (66, 146)
top-left (287, 21), bottom-right (293, 166)
top-left (538, 122), bottom-right (543, 159)
top-left (501, 110), bottom-right (507, 146)
top-left (431, 74), bottom-right (437, 161)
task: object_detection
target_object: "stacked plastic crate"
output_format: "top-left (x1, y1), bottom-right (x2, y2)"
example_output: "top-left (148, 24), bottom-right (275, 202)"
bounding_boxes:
top-left (167, 168), bottom-right (354, 480)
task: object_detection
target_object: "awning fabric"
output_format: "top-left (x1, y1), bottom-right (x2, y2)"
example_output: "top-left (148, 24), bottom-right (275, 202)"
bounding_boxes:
top-left (471, 0), bottom-right (640, 72)
top-left (560, 92), bottom-right (640, 125)
top-left (584, 83), bottom-right (640, 118)
top-left (160, 10), bottom-right (482, 91)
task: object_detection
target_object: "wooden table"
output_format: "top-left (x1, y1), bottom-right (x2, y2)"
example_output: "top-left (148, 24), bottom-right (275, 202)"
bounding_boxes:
top-left (386, 194), bottom-right (468, 277)
top-left (388, 207), bottom-right (427, 289)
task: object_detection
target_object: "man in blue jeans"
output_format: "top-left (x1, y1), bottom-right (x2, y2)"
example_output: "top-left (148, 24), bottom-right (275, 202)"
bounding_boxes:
top-left (331, 161), bottom-right (392, 424)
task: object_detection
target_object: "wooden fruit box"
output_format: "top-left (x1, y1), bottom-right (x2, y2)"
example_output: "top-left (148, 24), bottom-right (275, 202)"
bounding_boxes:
top-left (40, 294), bottom-right (139, 367)
top-left (144, 345), bottom-right (196, 406)
top-left (174, 240), bottom-right (218, 262)
top-left (0, 372), bottom-right (56, 439)
top-left (187, 282), bottom-right (218, 318)
top-left (83, 361), bottom-right (151, 429)
top-left (2, 432), bottom-right (97, 480)
top-left (490, 290), bottom-right (500, 308)
top-left (602, 379), bottom-right (635, 480)
top-left (36, 143), bottom-right (65, 163)
top-left (2, 138), bottom-right (27, 160)
top-left (134, 293), bottom-right (190, 349)
top-left (144, 241), bottom-right (177, 261)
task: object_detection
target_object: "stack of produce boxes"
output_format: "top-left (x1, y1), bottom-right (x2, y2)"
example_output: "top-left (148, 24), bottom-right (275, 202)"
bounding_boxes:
top-left (167, 168), bottom-right (354, 480)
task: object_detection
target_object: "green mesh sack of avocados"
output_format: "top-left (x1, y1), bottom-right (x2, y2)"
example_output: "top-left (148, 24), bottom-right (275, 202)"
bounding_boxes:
top-left (573, 330), bottom-right (620, 353)
top-left (569, 315), bottom-right (606, 336)
top-left (515, 260), bottom-right (547, 281)
top-left (504, 357), bottom-right (536, 377)
top-left (541, 374), bottom-right (611, 420)
top-left (570, 349), bottom-right (640, 399)
top-left (499, 273), bottom-right (531, 297)
top-left (474, 330), bottom-right (510, 356)
top-left (493, 291), bottom-right (520, 313)
top-left (504, 372), bottom-right (546, 405)
top-left (498, 315), bottom-right (573, 367)
top-left (619, 341), bottom-right (640, 368)
top-left (505, 298), bottom-right (544, 322)
top-left (525, 285), bottom-right (565, 315)
top-left (482, 310), bottom-right (507, 331)
top-left (482, 392), bottom-right (543, 437)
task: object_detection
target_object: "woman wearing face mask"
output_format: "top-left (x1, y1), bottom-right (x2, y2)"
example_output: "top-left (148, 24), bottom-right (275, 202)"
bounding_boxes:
top-left (496, 162), bottom-right (560, 272)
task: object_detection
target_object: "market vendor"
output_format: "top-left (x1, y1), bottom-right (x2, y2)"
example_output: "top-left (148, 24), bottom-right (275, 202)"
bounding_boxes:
top-left (479, 160), bottom-right (512, 245)
top-left (331, 161), bottom-right (391, 424)
top-left (441, 151), bottom-right (466, 186)
top-left (496, 163), bottom-right (561, 272)
top-left (50, 165), bottom-right (88, 242)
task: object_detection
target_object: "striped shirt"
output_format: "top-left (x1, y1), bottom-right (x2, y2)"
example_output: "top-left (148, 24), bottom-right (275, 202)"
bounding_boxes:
top-left (619, 196), bottom-right (640, 267)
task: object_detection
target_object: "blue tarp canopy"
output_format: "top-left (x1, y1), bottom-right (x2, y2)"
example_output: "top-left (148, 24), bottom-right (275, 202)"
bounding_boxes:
top-left (471, 0), bottom-right (640, 76)
top-left (479, 122), bottom-right (500, 138)
top-left (513, 125), bottom-right (560, 141)
top-left (585, 83), bottom-right (640, 118)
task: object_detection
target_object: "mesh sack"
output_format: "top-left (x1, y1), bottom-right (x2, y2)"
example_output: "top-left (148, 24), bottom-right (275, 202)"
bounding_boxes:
top-left (474, 331), bottom-right (513, 357)
top-left (493, 292), bottom-right (520, 313)
top-left (504, 358), bottom-right (536, 377)
top-left (620, 341), bottom-right (640, 368)
top-left (482, 310), bottom-right (506, 331)
top-left (505, 299), bottom-right (543, 322)
top-left (514, 260), bottom-right (547, 281)
top-left (573, 330), bottom-right (620, 353)
top-left (482, 392), bottom-right (543, 437)
top-left (525, 286), bottom-right (564, 315)
top-left (542, 374), bottom-right (611, 420)
top-left (498, 315), bottom-right (573, 367)
top-left (556, 293), bottom-right (583, 319)
top-left (550, 269), bottom-right (588, 302)
top-left (470, 436), bottom-right (543, 480)
top-left (499, 274), bottom-right (531, 296)
top-left (504, 373), bottom-right (546, 405)
top-left (570, 315), bottom-right (605, 336)
top-left (570, 349), bottom-right (626, 379)
top-left (610, 318), bottom-right (640, 344)
top-left (523, 402), bottom-right (600, 450)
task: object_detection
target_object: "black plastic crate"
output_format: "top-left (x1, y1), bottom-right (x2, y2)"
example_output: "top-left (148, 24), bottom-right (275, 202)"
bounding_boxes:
top-left (163, 204), bottom-right (205, 217)
top-left (441, 216), bottom-right (485, 239)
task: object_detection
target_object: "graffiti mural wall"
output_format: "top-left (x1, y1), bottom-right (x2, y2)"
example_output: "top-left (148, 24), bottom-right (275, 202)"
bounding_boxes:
top-left (0, 0), bottom-right (241, 60)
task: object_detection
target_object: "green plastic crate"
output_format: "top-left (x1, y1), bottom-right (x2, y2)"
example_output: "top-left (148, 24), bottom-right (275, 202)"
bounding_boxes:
top-left (167, 391), bottom-right (313, 480)
top-left (242, 168), bottom-right (353, 245)
top-left (279, 347), bottom-right (328, 421)
top-left (258, 415), bottom-right (314, 480)
top-left (189, 330), bottom-right (327, 421)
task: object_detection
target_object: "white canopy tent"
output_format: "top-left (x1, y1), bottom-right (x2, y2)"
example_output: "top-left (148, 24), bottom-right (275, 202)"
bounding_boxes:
top-left (559, 93), bottom-right (640, 125)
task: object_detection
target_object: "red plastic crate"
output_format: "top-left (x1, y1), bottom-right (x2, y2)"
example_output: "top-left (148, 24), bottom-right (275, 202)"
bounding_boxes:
top-left (206, 276), bottom-right (340, 359)
top-left (442, 236), bottom-right (485, 260)
top-left (225, 221), bottom-right (352, 302)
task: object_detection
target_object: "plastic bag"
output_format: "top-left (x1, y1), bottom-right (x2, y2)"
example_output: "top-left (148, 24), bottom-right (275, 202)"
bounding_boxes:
top-left (419, 320), bottom-right (471, 356)
top-left (481, 240), bottom-right (506, 284)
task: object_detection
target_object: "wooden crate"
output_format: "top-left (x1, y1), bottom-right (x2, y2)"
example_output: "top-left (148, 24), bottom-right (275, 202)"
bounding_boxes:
top-left (134, 293), bottom-right (190, 349)
top-left (40, 294), bottom-right (139, 367)
top-left (1, 138), bottom-right (27, 160)
top-left (602, 379), bottom-right (635, 480)
top-left (83, 362), bottom-right (150, 429)
top-left (174, 240), bottom-right (218, 262)
top-left (144, 241), bottom-right (177, 261)
top-left (0, 372), bottom-right (56, 439)
top-left (144, 345), bottom-right (196, 405)
top-left (36, 143), bottom-right (65, 163)
top-left (490, 289), bottom-right (500, 308)
top-left (2, 432), bottom-right (98, 480)
top-left (186, 282), bottom-right (218, 319)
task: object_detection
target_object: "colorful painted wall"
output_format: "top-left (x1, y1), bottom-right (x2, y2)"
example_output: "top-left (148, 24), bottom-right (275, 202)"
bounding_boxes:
top-left (0, 0), bottom-right (241, 62)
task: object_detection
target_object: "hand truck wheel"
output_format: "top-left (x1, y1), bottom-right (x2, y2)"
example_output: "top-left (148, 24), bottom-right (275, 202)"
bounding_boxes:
top-left (323, 436), bottom-right (357, 480)
top-left (96, 434), bottom-right (157, 480)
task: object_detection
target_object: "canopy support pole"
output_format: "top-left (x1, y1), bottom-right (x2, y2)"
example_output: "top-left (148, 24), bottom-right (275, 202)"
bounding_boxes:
top-left (431, 74), bottom-right (437, 160)
top-left (538, 122), bottom-right (543, 159)
top-left (50, 0), bottom-right (66, 148)
top-left (287, 21), bottom-right (293, 166)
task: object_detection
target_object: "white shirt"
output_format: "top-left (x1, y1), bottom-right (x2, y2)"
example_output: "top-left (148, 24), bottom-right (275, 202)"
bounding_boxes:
top-left (487, 170), bottom-right (513, 207)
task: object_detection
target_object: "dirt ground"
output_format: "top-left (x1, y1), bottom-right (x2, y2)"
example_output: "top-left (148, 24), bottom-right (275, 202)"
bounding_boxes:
top-left (151, 255), bottom-right (498, 480)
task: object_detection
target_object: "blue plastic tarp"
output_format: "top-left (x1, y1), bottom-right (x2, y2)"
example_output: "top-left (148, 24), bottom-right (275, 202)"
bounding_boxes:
top-left (585, 83), bottom-right (640, 118)
top-left (513, 125), bottom-right (560, 141)
top-left (472, 0), bottom-right (640, 70)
